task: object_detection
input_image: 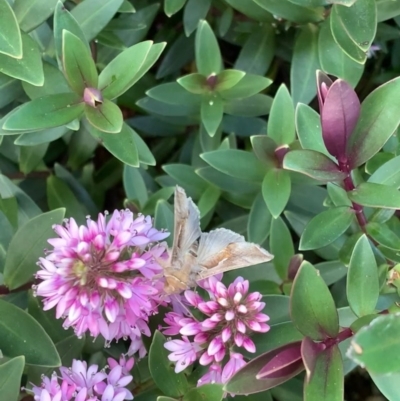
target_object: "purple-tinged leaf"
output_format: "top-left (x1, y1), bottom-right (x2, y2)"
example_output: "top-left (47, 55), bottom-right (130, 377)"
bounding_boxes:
top-left (288, 254), bottom-right (304, 280)
top-left (283, 150), bottom-right (346, 182)
top-left (301, 337), bottom-right (325, 380)
top-left (316, 70), bottom-right (332, 111)
top-left (290, 261), bottom-right (339, 340)
top-left (224, 342), bottom-right (304, 395)
top-left (347, 76), bottom-right (400, 168)
top-left (321, 79), bottom-right (360, 162)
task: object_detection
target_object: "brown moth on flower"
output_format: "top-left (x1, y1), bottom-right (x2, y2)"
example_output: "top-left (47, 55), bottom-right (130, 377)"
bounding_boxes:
top-left (158, 186), bottom-right (274, 294)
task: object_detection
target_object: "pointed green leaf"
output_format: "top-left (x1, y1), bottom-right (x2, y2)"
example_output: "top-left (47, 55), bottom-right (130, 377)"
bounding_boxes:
top-left (19, 143), bottom-right (48, 174)
top-left (177, 73), bottom-right (207, 94)
top-left (219, 74), bottom-right (272, 100)
top-left (366, 222), bottom-right (400, 250)
top-left (183, 0), bottom-right (211, 36)
top-left (130, 126), bottom-right (156, 166)
top-left (348, 182), bottom-right (400, 209)
top-left (165, 0), bottom-right (187, 16)
top-left (248, 192), bottom-right (272, 244)
top-left (268, 84), bottom-right (295, 145)
top-left (195, 20), bottom-right (222, 76)
top-left (368, 155), bottom-right (400, 188)
top-left (291, 261), bottom-right (339, 340)
top-left (0, 0), bottom-right (22, 58)
top-left (183, 385), bottom-right (224, 401)
top-left (300, 206), bottom-right (354, 250)
top-left (3, 93), bottom-right (84, 131)
top-left (0, 33), bottom-right (43, 85)
top-left (370, 371), bottom-right (400, 401)
top-left (283, 150), bottom-right (347, 182)
top-left (348, 77), bottom-right (400, 168)
top-left (262, 169), bottom-right (291, 218)
top-left (62, 30), bottom-right (98, 94)
top-left (84, 99), bottom-right (123, 134)
top-left (215, 69), bottom-right (246, 92)
top-left (201, 95), bottom-right (224, 137)
top-left (347, 234), bottom-right (379, 316)
top-left (0, 299), bottom-right (61, 367)
top-left (3, 208), bottom-right (65, 290)
top-left (0, 356), bottom-right (25, 401)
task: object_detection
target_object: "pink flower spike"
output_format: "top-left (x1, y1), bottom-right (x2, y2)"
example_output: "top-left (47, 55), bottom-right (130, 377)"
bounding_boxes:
top-left (221, 353), bottom-right (246, 383)
top-left (164, 337), bottom-right (200, 373)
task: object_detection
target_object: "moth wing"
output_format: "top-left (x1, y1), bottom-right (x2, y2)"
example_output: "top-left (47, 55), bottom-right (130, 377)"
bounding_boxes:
top-left (196, 228), bottom-right (273, 279)
top-left (170, 186), bottom-right (202, 267)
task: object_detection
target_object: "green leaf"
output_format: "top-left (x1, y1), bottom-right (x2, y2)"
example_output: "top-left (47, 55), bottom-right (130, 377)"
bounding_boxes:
top-left (183, 0), bottom-right (211, 36)
top-left (164, 0), bottom-right (187, 16)
top-left (215, 69), bottom-right (246, 92)
top-left (291, 261), bottom-right (339, 340)
top-left (3, 93), bottom-right (84, 131)
top-left (84, 99), bottom-right (123, 134)
top-left (195, 20), bottom-right (222, 76)
top-left (130, 125), bottom-right (156, 166)
top-left (0, 356), bottom-right (25, 401)
top-left (291, 24), bottom-right (320, 105)
top-left (183, 385), bottom-right (224, 401)
top-left (13, 0), bottom-right (63, 33)
top-left (319, 18), bottom-right (364, 87)
top-left (0, 73), bottom-right (22, 108)
top-left (377, 0), bottom-right (400, 22)
top-left (201, 95), bottom-right (224, 137)
top-left (270, 216), bottom-right (294, 279)
top-left (347, 235), bottom-right (379, 317)
top-left (368, 155), bottom-right (400, 188)
top-left (0, 299), bottom-right (61, 367)
top-left (262, 169), bottom-right (291, 218)
top-left (283, 150), bottom-right (346, 182)
top-left (62, 30), bottom-right (98, 94)
top-left (201, 149), bottom-right (265, 183)
top-left (225, 0), bottom-right (273, 22)
top-left (303, 344), bottom-right (344, 401)
top-left (366, 222), bottom-right (400, 250)
top-left (268, 84), bottom-right (295, 145)
top-left (0, 0), bottom-right (22, 58)
top-left (71, 0), bottom-right (124, 41)
top-left (225, 94), bottom-right (272, 117)
top-left (99, 41), bottom-right (153, 99)
top-left (348, 182), bottom-right (400, 209)
top-left (198, 186), bottom-right (221, 218)
top-left (348, 314), bottom-right (400, 374)
top-left (300, 206), bottom-right (354, 250)
top-left (142, 187), bottom-right (175, 216)
top-left (3, 208), bottom-right (65, 290)
top-left (89, 123), bottom-right (139, 167)
top-left (327, 182), bottom-right (352, 207)
top-left (347, 77), bottom-right (400, 168)
top-left (154, 200), bottom-right (174, 246)
top-left (248, 192), bottom-right (272, 244)
top-left (0, 33), bottom-right (43, 85)
top-left (149, 331), bottom-right (189, 398)
top-left (251, 135), bottom-right (277, 169)
top-left (370, 371), bottom-right (400, 401)
top-left (47, 176), bottom-right (87, 222)
top-left (19, 143), bottom-right (48, 174)
top-left (177, 73), bottom-right (207, 94)
top-left (295, 104), bottom-right (331, 157)
top-left (219, 74), bottom-right (272, 100)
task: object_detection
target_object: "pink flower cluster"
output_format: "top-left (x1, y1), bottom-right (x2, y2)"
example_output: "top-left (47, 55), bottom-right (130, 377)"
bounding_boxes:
top-left (163, 276), bottom-right (270, 385)
top-left (34, 210), bottom-right (169, 355)
top-left (30, 356), bottom-right (134, 401)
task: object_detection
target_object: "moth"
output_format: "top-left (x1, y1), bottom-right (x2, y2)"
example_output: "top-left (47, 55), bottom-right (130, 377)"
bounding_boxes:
top-left (158, 186), bottom-right (274, 295)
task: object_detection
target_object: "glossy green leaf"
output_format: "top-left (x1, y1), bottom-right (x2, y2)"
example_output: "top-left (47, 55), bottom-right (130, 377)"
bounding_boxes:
top-left (291, 24), bottom-right (320, 105)
top-left (99, 41), bottom-right (153, 99)
top-left (164, 0), bottom-right (187, 16)
top-left (377, 0), bottom-right (400, 22)
top-left (348, 314), bottom-right (400, 374)
top-left (219, 74), bottom-right (272, 100)
top-left (225, 0), bottom-right (274, 22)
top-left (283, 150), bottom-right (346, 182)
top-left (198, 186), bottom-right (220, 218)
top-left (123, 166), bottom-right (148, 207)
top-left (3, 208), bottom-right (65, 290)
top-left (215, 69), bottom-right (246, 92)
top-left (0, 0), bottom-right (22, 58)
top-left (347, 77), bottom-right (400, 168)
top-left (0, 299), bottom-right (60, 367)
top-left (300, 207), bottom-right (354, 250)
top-left (183, 384), bottom-right (224, 401)
top-left (248, 192), bottom-right (272, 244)
top-left (19, 143), bottom-right (48, 174)
top-left (90, 123), bottom-right (139, 167)
top-left (201, 95), bottom-right (224, 137)
top-left (201, 149), bottom-right (265, 183)
top-left (154, 200), bottom-right (174, 246)
top-left (348, 182), bottom-right (400, 209)
top-left (0, 33), bottom-right (43, 85)
top-left (177, 73), bottom-right (207, 94)
top-left (47, 176), bottom-right (87, 222)
top-left (14, 0), bottom-right (63, 33)
top-left (71, 0), bottom-right (123, 41)
top-left (84, 99), bottom-right (123, 134)
top-left (319, 18), bottom-right (364, 87)
top-left (254, 0), bottom-right (324, 22)
top-left (3, 93), bottom-right (84, 131)
top-left (327, 182), bottom-right (352, 207)
top-left (347, 234), bottom-right (379, 317)
top-left (366, 222), bottom-right (400, 250)
top-left (62, 30), bottom-right (98, 94)
top-left (291, 261), bottom-right (339, 340)
top-left (270, 216), bottom-right (295, 280)
top-left (0, 356), bottom-right (25, 401)
top-left (268, 85), bottom-right (295, 145)
top-left (183, 0), bottom-right (211, 36)
top-left (251, 135), bottom-right (277, 169)
top-left (370, 371), bottom-right (400, 401)
top-left (225, 94), bottom-right (272, 117)
top-left (303, 343), bottom-right (344, 401)
top-left (262, 169), bottom-right (291, 218)
top-left (195, 20), bottom-right (222, 76)
top-left (130, 126), bottom-right (156, 166)
top-left (368, 155), bottom-right (400, 188)
top-left (149, 331), bottom-right (188, 398)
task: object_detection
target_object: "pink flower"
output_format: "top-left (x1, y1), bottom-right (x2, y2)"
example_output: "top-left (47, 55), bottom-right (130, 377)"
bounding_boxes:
top-left (163, 276), bottom-right (270, 386)
top-left (34, 210), bottom-right (169, 354)
top-left (29, 357), bottom-right (134, 401)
